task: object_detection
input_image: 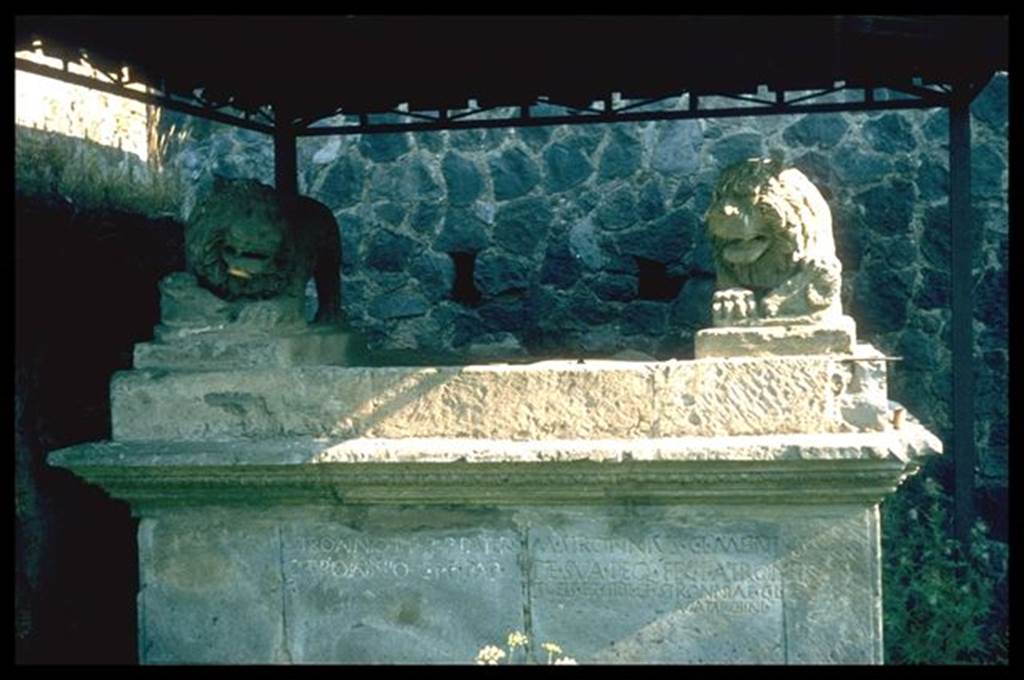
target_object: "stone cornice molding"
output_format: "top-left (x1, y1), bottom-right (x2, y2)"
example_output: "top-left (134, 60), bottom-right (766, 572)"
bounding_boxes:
top-left (50, 421), bottom-right (940, 512)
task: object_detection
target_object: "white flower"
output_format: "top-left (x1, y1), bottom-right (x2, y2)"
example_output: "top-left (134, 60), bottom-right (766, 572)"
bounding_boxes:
top-left (507, 631), bottom-right (529, 649)
top-left (554, 657), bottom-right (578, 665)
top-left (475, 645), bottom-right (507, 665)
top-left (541, 642), bottom-right (563, 655)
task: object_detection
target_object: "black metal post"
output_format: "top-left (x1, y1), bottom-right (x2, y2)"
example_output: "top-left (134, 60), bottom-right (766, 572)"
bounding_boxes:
top-left (949, 84), bottom-right (976, 542)
top-left (274, 105), bottom-right (298, 197)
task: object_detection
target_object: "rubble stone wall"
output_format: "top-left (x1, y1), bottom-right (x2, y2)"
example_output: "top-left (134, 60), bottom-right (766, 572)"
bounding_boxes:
top-left (159, 76), bottom-right (1007, 510)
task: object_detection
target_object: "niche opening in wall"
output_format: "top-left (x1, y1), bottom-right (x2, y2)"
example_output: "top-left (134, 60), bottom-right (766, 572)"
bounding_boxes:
top-left (449, 251), bottom-right (482, 307)
top-left (635, 257), bottom-right (684, 301)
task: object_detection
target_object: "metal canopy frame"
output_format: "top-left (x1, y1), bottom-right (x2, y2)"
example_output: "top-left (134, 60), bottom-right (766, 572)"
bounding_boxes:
top-left (15, 52), bottom-right (957, 136)
top-left (14, 17), bottom-right (1007, 541)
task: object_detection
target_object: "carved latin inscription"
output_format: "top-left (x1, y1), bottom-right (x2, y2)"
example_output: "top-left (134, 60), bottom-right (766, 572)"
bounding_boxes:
top-left (279, 524), bottom-right (526, 663)
top-left (290, 532), bottom-right (518, 582)
top-left (532, 528), bottom-right (783, 615)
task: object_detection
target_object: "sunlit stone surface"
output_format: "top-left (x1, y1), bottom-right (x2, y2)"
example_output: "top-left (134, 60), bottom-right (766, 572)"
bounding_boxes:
top-left (53, 351), bottom-right (939, 664)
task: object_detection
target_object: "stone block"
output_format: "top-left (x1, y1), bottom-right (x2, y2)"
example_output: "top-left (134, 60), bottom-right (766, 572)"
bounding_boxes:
top-left (399, 158), bottom-right (445, 202)
top-left (134, 328), bottom-right (365, 371)
top-left (777, 510), bottom-right (881, 663)
top-left (358, 132), bottom-right (410, 163)
top-left (137, 517), bottom-right (285, 664)
top-left (654, 356), bottom-right (839, 437)
top-left (972, 146), bottom-right (1006, 199)
top-left (971, 74), bottom-right (1008, 129)
top-left (111, 367), bottom-right (376, 441)
top-left (859, 180), bottom-right (915, 237)
top-left (637, 180), bottom-right (666, 221)
top-left (369, 292), bottom-right (429, 320)
top-left (610, 209), bottom-right (697, 264)
top-left (710, 132), bottom-right (764, 167)
top-left (695, 316), bottom-right (857, 358)
top-left (127, 504), bottom-right (885, 664)
top-left (598, 127), bottom-right (642, 180)
top-left (594, 186), bottom-right (638, 231)
top-left (442, 152), bottom-right (484, 206)
top-left (862, 114), bottom-right (916, 153)
top-left (493, 196), bottom-right (553, 256)
top-left (489, 147), bottom-right (540, 201)
top-left (836, 348), bottom-right (891, 432)
top-left (359, 362), bottom-right (655, 440)
top-left (527, 506), bottom-right (881, 664)
top-left (649, 120), bottom-right (702, 174)
top-left (157, 272), bottom-right (232, 326)
top-left (365, 230), bottom-right (416, 272)
top-left (516, 125), bottom-right (551, 151)
top-left (112, 352), bottom-right (896, 442)
top-left (564, 217), bottom-right (601, 271)
top-left (544, 237), bottom-right (585, 288)
top-left (435, 207), bottom-right (489, 253)
top-left (832, 146), bottom-right (892, 185)
top-left (542, 143), bottom-right (593, 193)
top-left (317, 154), bottom-right (365, 209)
top-left (279, 512), bottom-right (524, 663)
top-left (589, 273), bottom-right (638, 302)
top-left (474, 252), bottom-right (531, 296)
top-left (782, 114), bottom-right (849, 149)
top-left (409, 251), bottom-right (455, 303)
top-left (410, 201), bottom-right (443, 235)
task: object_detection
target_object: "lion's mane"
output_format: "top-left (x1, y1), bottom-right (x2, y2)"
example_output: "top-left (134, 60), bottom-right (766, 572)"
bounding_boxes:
top-left (704, 158), bottom-right (837, 292)
top-left (185, 179), bottom-right (298, 301)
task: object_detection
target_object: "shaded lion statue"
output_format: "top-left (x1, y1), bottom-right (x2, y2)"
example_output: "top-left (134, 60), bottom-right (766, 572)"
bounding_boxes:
top-left (703, 158), bottom-right (843, 326)
top-left (185, 177), bottom-right (342, 325)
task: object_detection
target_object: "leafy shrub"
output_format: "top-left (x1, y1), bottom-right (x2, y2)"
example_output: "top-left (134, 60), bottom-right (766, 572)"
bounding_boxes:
top-left (15, 126), bottom-right (183, 219)
top-left (882, 470), bottom-right (1008, 664)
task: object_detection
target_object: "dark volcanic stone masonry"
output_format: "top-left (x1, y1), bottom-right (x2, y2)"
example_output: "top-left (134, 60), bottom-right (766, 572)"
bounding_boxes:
top-left (159, 75), bottom-right (1007, 499)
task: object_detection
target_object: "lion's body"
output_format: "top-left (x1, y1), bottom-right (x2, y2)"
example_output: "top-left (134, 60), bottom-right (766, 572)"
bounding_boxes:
top-left (185, 178), bottom-right (342, 325)
top-left (704, 159), bottom-right (842, 325)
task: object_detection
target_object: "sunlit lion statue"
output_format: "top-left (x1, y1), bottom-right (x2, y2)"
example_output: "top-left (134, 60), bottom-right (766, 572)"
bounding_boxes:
top-left (185, 177), bottom-right (342, 326)
top-left (703, 158), bottom-right (843, 327)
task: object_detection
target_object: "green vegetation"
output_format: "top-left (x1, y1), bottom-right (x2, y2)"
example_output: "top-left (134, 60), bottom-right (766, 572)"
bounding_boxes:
top-left (882, 469), bottom-right (1008, 664)
top-left (15, 125), bottom-right (183, 218)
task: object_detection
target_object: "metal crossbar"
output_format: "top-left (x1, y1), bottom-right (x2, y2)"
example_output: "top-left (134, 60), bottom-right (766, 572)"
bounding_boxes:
top-left (16, 56), bottom-right (957, 138)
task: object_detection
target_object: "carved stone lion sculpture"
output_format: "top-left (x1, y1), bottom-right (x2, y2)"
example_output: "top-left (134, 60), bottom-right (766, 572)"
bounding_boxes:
top-left (185, 177), bottom-right (342, 325)
top-left (703, 158), bottom-right (843, 327)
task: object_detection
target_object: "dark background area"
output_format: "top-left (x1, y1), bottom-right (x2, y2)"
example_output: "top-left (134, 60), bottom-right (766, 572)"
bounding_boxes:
top-left (15, 178), bottom-right (184, 663)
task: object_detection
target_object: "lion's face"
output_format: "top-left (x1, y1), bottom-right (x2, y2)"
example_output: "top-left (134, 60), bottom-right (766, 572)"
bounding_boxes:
top-left (222, 219), bottom-right (287, 280)
top-left (704, 159), bottom-right (831, 290)
top-left (186, 179), bottom-right (296, 300)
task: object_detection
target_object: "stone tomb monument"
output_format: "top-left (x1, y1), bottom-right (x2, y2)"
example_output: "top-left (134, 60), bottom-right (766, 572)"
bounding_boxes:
top-left (50, 166), bottom-right (940, 664)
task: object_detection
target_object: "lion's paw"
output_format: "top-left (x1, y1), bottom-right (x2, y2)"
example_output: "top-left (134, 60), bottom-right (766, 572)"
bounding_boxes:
top-left (759, 295), bottom-right (781, 318)
top-left (712, 288), bottom-right (758, 325)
